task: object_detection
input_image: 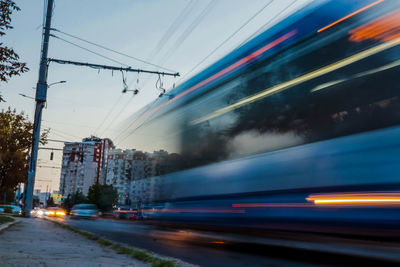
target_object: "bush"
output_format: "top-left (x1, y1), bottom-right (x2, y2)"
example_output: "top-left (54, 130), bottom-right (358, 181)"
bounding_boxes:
top-left (4, 206), bottom-right (12, 213)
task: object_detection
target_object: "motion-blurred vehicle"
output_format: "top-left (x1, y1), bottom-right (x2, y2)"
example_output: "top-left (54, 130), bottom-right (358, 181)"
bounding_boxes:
top-left (124, 0), bottom-right (400, 237)
top-left (0, 204), bottom-right (22, 214)
top-left (112, 206), bottom-right (135, 219)
top-left (45, 208), bottom-right (66, 217)
top-left (30, 207), bottom-right (46, 217)
top-left (71, 204), bottom-right (98, 219)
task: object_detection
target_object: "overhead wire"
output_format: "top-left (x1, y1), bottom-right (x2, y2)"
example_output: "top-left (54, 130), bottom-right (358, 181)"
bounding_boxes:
top-left (237, 0), bottom-right (298, 48)
top-left (51, 28), bottom-right (177, 73)
top-left (50, 34), bottom-right (130, 67)
top-left (150, 0), bottom-right (197, 59)
top-left (177, 0), bottom-right (274, 83)
top-left (98, 95), bottom-right (135, 138)
top-left (138, 0), bottom-right (217, 93)
top-left (114, 0), bottom-right (300, 145)
top-left (93, 94), bottom-right (124, 136)
top-left (99, 2), bottom-right (199, 141)
top-left (158, 0), bottom-right (218, 66)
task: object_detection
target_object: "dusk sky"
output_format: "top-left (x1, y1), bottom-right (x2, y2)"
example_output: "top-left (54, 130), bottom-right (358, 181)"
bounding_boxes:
top-left (0, 0), bottom-right (311, 192)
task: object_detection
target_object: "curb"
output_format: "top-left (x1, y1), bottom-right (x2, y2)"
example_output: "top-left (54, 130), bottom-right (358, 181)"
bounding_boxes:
top-left (44, 218), bottom-right (184, 267)
top-left (0, 218), bottom-right (19, 233)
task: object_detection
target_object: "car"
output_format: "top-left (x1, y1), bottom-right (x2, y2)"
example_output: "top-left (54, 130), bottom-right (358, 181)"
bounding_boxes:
top-left (44, 207), bottom-right (66, 217)
top-left (30, 208), bottom-right (47, 217)
top-left (0, 204), bottom-right (22, 214)
top-left (71, 204), bottom-right (98, 219)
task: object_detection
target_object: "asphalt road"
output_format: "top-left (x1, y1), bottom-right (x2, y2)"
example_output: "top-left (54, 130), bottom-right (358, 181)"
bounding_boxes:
top-left (50, 217), bottom-right (398, 267)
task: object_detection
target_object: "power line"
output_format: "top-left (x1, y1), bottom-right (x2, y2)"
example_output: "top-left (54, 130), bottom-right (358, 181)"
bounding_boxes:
top-left (47, 138), bottom-right (71, 143)
top-left (237, 0), bottom-right (298, 48)
top-left (42, 125), bottom-right (82, 140)
top-left (116, 0), bottom-right (298, 145)
top-left (50, 34), bottom-right (130, 67)
top-left (159, 0), bottom-right (218, 65)
top-left (139, 0), bottom-right (217, 91)
top-left (150, 0), bottom-right (197, 59)
top-left (94, 94), bottom-right (124, 136)
top-left (178, 0), bottom-right (274, 83)
top-left (51, 28), bottom-right (177, 73)
top-left (98, 95), bottom-right (135, 138)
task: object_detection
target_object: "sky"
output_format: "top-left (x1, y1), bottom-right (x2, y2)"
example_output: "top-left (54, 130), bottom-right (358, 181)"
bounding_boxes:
top-left (0, 0), bottom-right (311, 193)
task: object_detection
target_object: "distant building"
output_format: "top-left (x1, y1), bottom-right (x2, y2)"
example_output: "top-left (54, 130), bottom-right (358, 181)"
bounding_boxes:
top-left (105, 149), bottom-right (155, 205)
top-left (59, 137), bottom-right (114, 197)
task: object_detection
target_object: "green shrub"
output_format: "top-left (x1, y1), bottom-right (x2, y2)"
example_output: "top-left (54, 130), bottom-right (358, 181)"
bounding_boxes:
top-left (0, 215), bottom-right (14, 224)
top-left (3, 206), bottom-right (12, 213)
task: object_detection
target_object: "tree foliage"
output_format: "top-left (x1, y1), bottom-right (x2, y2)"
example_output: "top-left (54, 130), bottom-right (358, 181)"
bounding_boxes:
top-left (0, 108), bottom-right (48, 202)
top-left (87, 183), bottom-right (118, 211)
top-left (0, 0), bottom-right (28, 84)
top-left (46, 195), bottom-right (55, 207)
top-left (62, 191), bottom-right (86, 213)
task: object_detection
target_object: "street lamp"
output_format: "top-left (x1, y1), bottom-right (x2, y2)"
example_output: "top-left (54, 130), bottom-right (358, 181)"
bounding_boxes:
top-left (48, 80), bottom-right (66, 87)
top-left (32, 80), bottom-right (67, 90)
top-left (21, 81), bottom-right (67, 100)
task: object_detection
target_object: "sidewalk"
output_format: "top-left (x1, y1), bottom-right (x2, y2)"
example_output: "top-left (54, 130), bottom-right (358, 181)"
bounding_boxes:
top-left (0, 217), bottom-right (146, 266)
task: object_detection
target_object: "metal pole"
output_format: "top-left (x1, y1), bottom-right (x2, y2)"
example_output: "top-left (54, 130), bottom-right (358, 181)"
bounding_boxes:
top-left (24, 0), bottom-right (54, 217)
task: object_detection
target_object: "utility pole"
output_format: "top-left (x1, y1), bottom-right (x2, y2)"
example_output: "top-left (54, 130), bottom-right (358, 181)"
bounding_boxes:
top-left (24, 0), bottom-right (54, 217)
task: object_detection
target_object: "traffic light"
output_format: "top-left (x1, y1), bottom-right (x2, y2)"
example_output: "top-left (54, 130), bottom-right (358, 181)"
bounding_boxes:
top-left (50, 151), bottom-right (54, 160)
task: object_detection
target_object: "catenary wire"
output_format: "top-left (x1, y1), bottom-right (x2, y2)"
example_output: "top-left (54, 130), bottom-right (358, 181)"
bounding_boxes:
top-left (237, 0), bottom-right (298, 48)
top-left (51, 28), bottom-right (177, 73)
top-left (93, 94), bottom-right (124, 136)
top-left (50, 34), bottom-right (130, 67)
top-left (177, 0), bottom-right (274, 83)
top-left (115, 0), bottom-right (300, 145)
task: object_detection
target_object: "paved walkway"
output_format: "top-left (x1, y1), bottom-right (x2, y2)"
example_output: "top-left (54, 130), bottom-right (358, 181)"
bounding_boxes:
top-left (0, 218), bottom-right (146, 266)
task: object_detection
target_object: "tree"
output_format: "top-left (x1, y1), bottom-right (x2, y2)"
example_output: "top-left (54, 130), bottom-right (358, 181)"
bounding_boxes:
top-left (62, 191), bottom-right (86, 213)
top-left (87, 183), bottom-right (118, 212)
top-left (0, 0), bottom-right (29, 101)
top-left (0, 108), bottom-right (49, 203)
top-left (46, 195), bottom-right (54, 207)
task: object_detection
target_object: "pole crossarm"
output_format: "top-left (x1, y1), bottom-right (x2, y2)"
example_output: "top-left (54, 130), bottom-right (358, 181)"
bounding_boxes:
top-left (48, 58), bottom-right (180, 77)
top-left (38, 147), bottom-right (64, 151)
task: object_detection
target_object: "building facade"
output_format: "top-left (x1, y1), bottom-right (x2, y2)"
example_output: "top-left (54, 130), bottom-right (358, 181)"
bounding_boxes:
top-left (59, 137), bottom-right (114, 197)
top-left (105, 149), bottom-right (171, 205)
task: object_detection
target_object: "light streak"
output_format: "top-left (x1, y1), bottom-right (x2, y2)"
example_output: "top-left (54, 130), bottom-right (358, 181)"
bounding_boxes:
top-left (307, 192), bottom-right (400, 206)
top-left (156, 208), bottom-right (246, 214)
top-left (232, 203), bottom-right (313, 208)
top-left (190, 36), bottom-right (400, 125)
top-left (132, 31), bottom-right (298, 125)
top-left (349, 9), bottom-right (400, 42)
top-left (311, 59), bottom-right (400, 92)
top-left (317, 0), bottom-right (385, 33)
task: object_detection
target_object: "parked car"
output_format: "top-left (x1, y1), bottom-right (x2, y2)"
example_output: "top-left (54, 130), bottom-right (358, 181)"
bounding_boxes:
top-left (71, 204), bottom-right (98, 219)
top-left (0, 204), bottom-right (22, 214)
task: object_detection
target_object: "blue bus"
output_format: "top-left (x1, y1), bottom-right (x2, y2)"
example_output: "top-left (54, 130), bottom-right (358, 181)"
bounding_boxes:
top-left (123, 0), bottom-right (400, 236)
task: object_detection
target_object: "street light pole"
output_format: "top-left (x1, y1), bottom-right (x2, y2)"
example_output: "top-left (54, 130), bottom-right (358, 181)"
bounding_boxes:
top-left (24, 0), bottom-right (54, 217)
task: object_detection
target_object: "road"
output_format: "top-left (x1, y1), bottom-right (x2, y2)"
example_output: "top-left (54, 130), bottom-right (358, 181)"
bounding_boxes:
top-left (49, 217), bottom-right (399, 266)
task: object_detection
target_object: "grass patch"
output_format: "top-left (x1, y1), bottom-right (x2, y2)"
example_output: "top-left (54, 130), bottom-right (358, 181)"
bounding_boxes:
top-left (46, 218), bottom-right (178, 267)
top-left (0, 215), bottom-right (14, 225)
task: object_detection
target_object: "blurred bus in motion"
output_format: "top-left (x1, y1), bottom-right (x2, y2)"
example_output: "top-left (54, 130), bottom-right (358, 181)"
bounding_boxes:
top-left (123, 0), bottom-right (400, 237)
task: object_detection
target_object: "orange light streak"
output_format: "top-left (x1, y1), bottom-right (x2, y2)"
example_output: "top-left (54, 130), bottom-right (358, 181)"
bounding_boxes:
top-left (232, 203), bottom-right (313, 208)
top-left (307, 192), bottom-right (400, 206)
top-left (317, 0), bottom-right (385, 33)
top-left (349, 9), bottom-right (400, 42)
